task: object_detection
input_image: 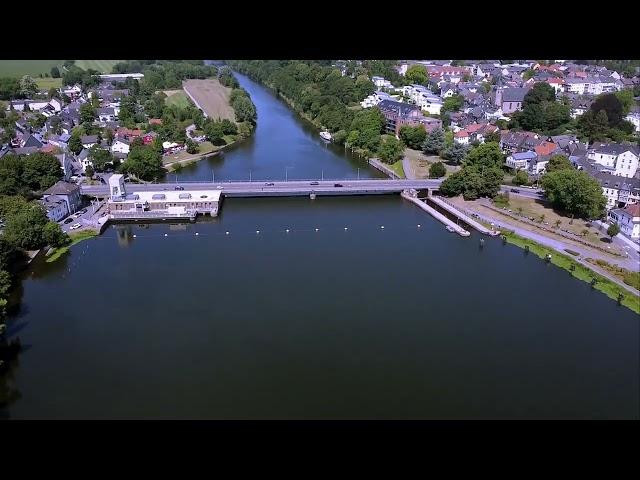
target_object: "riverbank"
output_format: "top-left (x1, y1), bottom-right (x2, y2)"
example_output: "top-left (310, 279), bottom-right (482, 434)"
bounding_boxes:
top-left (45, 230), bottom-right (98, 263)
top-left (502, 230), bottom-right (639, 314)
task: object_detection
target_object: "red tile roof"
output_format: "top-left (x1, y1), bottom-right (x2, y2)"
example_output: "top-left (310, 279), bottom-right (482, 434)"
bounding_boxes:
top-left (623, 203), bottom-right (640, 218)
top-left (534, 142), bottom-right (558, 156)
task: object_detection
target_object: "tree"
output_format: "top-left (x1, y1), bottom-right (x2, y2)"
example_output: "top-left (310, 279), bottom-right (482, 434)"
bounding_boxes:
top-left (20, 152), bottom-right (63, 191)
top-left (463, 142), bottom-right (504, 169)
top-left (614, 89), bottom-right (635, 115)
top-left (186, 139), bottom-right (199, 154)
top-left (590, 93), bottom-right (624, 127)
top-left (104, 128), bottom-right (114, 146)
top-left (48, 87), bottom-right (59, 99)
top-left (88, 145), bottom-right (114, 171)
top-left (120, 145), bottom-right (163, 181)
top-left (377, 136), bottom-right (404, 164)
top-left (442, 94), bottom-right (464, 114)
top-left (2, 202), bottom-right (51, 250)
top-left (20, 75), bottom-right (38, 97)
top-left (441, 142), bottom-right (468, 164)
top-left (429, 161), bottom-right (446, 178)
top-left (405, 65), bottom-right (427, 85)
top-left (68, 132), bottom-right (83, 155)
top-left (422, 128), bottom-right (445, 155)
top-left (607, 223), bottom-right (620, 240)
top-left (513, 169), bottom-right (529, 185)
top-left (540, 169), bottom-right (607, 219)
top-left (42, 222), bottom-right (69, 247)
top-left (523, 69), bottom-right (536, 80)
top-left (50, 66), bottom-right (60, 78)
top-left (555, 220), bottom-right (562, 228)
top-left (398, 125), bottom-right (427, 150)
top-left (546, 154), bottom-right (573, 172)
top-left (85, 165), bottom-right (94, 177)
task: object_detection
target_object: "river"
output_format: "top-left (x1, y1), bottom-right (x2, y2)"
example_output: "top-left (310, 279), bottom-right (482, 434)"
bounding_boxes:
top-left (3, 72), bottom-right (638, 419)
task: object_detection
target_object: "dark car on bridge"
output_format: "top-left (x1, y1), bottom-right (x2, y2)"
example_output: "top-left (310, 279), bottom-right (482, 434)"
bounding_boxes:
top-left (334, 183), bottom-right (343, 187)
top-left (175, 186), bottom-right (185, 191)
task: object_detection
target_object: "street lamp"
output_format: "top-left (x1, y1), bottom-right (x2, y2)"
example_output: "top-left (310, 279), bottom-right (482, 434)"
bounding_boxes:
top-left (285, 167), bottom-right (289, 182)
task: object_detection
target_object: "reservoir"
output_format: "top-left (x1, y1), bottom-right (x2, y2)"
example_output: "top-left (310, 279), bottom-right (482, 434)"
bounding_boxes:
top-left (3, 73), bottom-right (638, 419)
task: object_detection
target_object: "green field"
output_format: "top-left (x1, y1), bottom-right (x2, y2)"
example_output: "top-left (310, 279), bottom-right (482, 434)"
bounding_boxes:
top-left (35, 77), bottom-right (62, 89)
top-left (165, 90), bottom-right (192, 108)
top-left (0, 60), bottom-right (63, 77)
top-left (75, 60), bottom-right (123, 73)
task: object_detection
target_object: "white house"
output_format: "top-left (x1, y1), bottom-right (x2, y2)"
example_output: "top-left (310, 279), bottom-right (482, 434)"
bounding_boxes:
top-left (505, 151), bottom-right (537, 170)
top-left (416, 93), bottom-right (442, 115)
top-left (111, 138), bottom-right (130, 155)
top-left (371, 76), bottom-right (393, 89)
top-left (360, 91), bottom-right (391, 108)
top-left (81, 135), bottom-right (99, 149)
top-left (62, 84), bottom-right (82, 99)
top-left (8, 100), bottom-right (50, 111)
top-left (608, 204), bottom-right (640, 239)
top-left (587, 144), bottom-right (639, 178)
top-left (41, 195), bottom-right (69, 222)
top-left (625, 111), bottom-right (640, 132)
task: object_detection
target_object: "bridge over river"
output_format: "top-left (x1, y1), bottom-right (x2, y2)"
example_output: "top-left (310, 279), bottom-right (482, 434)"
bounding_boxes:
top-left (81, 179), bottom-right (445, 198)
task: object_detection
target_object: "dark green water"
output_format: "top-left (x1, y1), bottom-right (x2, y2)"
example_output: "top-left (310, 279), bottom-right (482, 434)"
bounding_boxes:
top-left (3, 73), bottom-right (638, 419)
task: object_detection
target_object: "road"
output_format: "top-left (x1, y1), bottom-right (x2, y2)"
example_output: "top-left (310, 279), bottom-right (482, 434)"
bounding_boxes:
top-left (58, 199), bottom-right (106, 233)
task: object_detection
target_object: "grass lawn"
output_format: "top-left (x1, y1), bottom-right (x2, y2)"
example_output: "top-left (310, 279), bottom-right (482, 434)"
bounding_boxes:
top-left (502, 230), bottom-right (639, 314)
top-left (165, 90), bottom-right (192, 109)
top-left (35, 77), bottom-right (62, 90)
top-left (403, 148), bottom-right (458, 179)
top-left (389, 160), bottom-right (405, 178)
top-left (163, 142), bottom-right (217, 166)
top-left (499, 195), bottom-right (610, 245)
top-left (75, 60), bottom-right (123, 73)
top-left (183, 78), bottom-right (234, 120)
top-left (0, 60), bottom-right (63, 77)
top-left (46, 229), bottom-right (98, 263)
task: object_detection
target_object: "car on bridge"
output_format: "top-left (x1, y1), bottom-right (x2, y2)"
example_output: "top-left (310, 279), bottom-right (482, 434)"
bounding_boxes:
top-left (175, 186), bottom-right (184, 191)
top-left (310, 181), bottom-right (319, 185)
top-left (334, 183), bottom-right (343, 188)
top-left (265, 182), bottom-right (275, 186)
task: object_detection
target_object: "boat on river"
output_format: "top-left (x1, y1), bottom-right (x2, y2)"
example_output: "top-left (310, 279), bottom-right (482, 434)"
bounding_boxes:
top-left (319, 131), bottom-right (332, 141)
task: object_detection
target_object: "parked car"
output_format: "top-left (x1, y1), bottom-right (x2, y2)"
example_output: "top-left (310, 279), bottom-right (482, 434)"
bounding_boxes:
top-left (63, 218), bottom-right (75, 224)
top-left (79, 208), bottom-right (87, 214)
top-left (175, 186), bottom-right (184, 190)
top-left (70, 223), bottom-right (82, 230)
top-left (510, 188), bottom-right (520, 193)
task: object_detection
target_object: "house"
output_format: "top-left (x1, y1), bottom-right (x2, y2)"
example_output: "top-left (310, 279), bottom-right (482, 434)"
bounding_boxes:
top-left (116, 127), bottom-right (143, 140)
top-left (625, 111), bottom-right (640, 132)
top-left (8, 99), bottom-right (50, 112)
top-left (570, 97), bottom-right (593, 118)
top-left (495, 87), bottom-right (530, 114)
top-left (81, 136), bottom-right (99, 150)
top-left (42, 181), bottom-right (82, 214)
top-left (453, 123), bottom-right (498, 145)
top-left (415, 92), bottom-right (442, 115)
top-left (41, 195), bottom-right (69, 222)
top-left (377, 100), bottom-right (423, 134)
top-left (545, 77), bottom-right (565, 94)
top-left (506, 151), bottom-right (537, 170)
top-left (571, 154), bottom-right (640, 209)
top-left (97, 107), bottom-right (117, 123)
top-left (149, 118), bottom-right (163, 126)
top-left (77, 149), bottom-right (91, 172)
top-left (55, 153), bottom-right (74, 180)
top-left (607, 204), bottom-right (640, 239)
top-left (371, 76), bottom-right (393, 89)
top-left (587, 143), bottom-right (639, 178)
top-left (21, 134), bottom-right (44, 149)
top-left (111, 138), bottom-right (130, 155)
top-left (62, 84), bottom-right (83, 100)
top-left (528, 155), bottom-right (551, 175)
top-left (142, 132), bottom-right (157, 145)
top-left (360, 91), bottom-right (392, 108)
top-left (499, 130), bottom-right (541, 154)
top-left (534, 141), bottom-right (559, 158)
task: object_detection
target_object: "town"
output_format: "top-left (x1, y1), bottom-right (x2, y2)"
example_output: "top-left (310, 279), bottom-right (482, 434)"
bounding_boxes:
top-left (1, 58), bottom-right (639, 421)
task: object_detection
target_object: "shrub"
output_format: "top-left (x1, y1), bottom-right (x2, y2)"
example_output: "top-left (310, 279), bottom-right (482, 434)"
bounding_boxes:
top-left (564, 249), bottom-right (580, 256)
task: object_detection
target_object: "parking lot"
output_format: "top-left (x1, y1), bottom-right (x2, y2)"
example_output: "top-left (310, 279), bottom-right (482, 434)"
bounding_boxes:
top-left (59, 200), bottom-right (107, 233)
